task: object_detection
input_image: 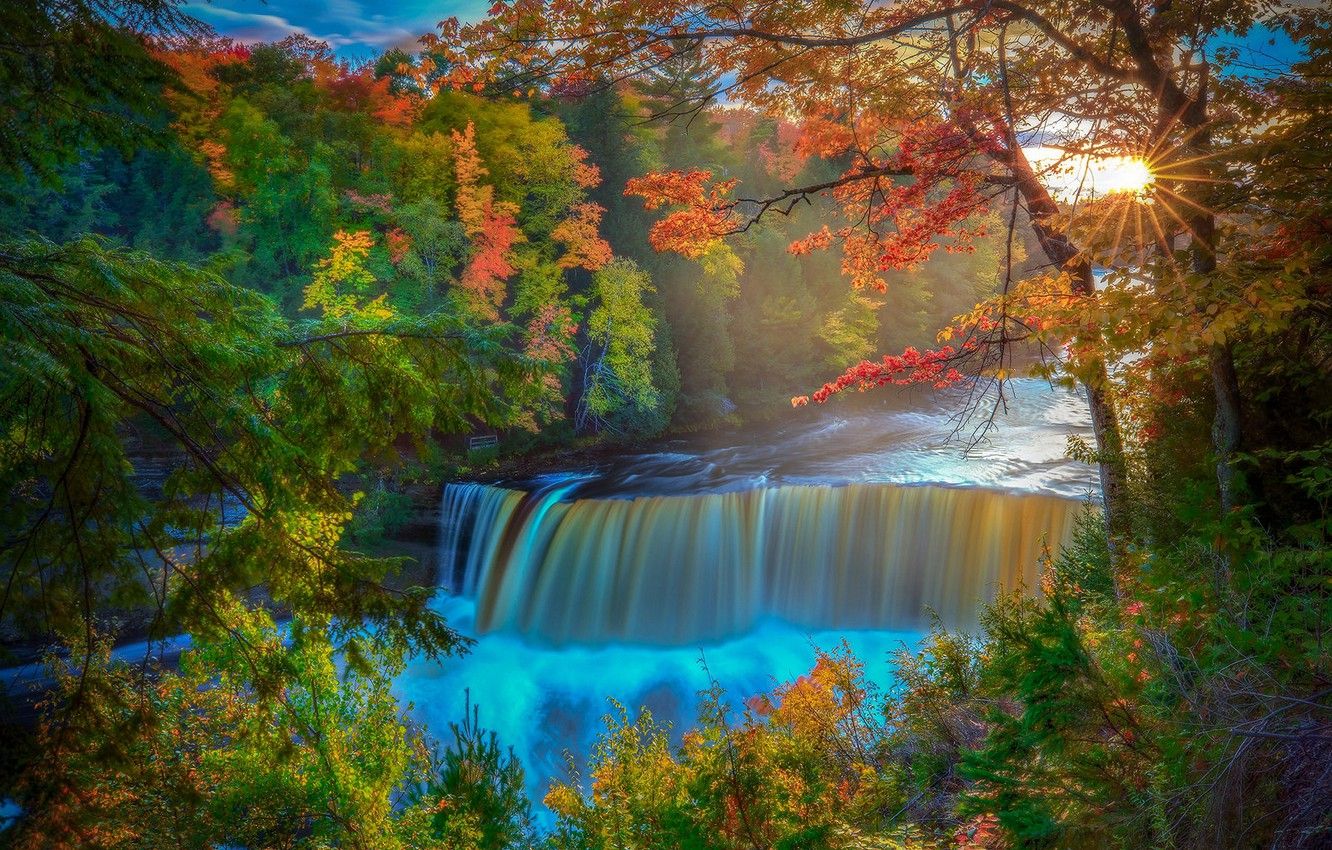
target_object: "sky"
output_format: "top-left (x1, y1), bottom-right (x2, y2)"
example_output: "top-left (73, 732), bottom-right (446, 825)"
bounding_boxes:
top-left (183, 0), bottom-right (486, 60)
top-left (190, 0), bottom-right (1304, 67)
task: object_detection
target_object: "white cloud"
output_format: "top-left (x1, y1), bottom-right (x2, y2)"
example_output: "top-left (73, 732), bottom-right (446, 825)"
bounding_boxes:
top-left (185, 0), bottom-right (443, 54)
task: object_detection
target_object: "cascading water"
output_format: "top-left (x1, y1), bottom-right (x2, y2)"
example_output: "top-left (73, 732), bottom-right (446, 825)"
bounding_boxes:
top-left (440, 480), bottom-right (1084, 644)
top-left (405, 382), bottom-right (1100, 810)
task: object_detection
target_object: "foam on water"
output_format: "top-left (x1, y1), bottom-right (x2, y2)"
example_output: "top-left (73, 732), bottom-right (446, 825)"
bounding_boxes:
top-left (397, 596), bottom-right (922, 819)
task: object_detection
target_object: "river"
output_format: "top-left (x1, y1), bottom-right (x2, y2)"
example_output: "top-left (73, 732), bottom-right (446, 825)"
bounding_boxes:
top-left (398, 379), bottom-right (1100, 812)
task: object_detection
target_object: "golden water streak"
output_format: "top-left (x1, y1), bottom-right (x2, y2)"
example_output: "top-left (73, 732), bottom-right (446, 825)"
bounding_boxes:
top-left (444, 483), bottom-right (1084, 645)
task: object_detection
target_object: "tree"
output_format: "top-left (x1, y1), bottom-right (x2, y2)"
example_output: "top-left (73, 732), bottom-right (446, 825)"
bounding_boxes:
top-left (0, 234), bottom-right (542, 843)
top-left (451, 121), bottom-right (524, 323)
top-left (578, 258), bottom-right (668, 435)
top-left (545, 649), bottom-right (934, 849)
top-left (416, 695), bottom-right (536, 850)
top-left (0, 234), bottom-right (533, 645)
top-left (19, 612), bottom-right (440, 849)
top-left (0, 0), bottom-right (203, 183)
top-left (436, 0), bottom-right (1313, 549)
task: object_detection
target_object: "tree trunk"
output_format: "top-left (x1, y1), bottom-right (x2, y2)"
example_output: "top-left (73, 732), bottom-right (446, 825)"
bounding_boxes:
top-left (1006, 145), bottom-right (1133, 568)
top-left (1186, 143), bottom-right (1242, 517)
top-left (960, 29), bottom-right (1131, 571)
top-left (1114, 0), bottom-right (1244, 520)
top-left (1209, 342), bottom-right (1242, 515)
top-left (1180, 67), bottom-right (1244, 519)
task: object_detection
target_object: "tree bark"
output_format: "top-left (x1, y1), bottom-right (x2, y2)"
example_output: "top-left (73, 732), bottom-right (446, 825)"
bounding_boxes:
top-left (1113, 0), bottom-right (1244, 518)
top-left (1210, 342), bottom-right (1242, 515)
top-left (1006, 144), bottom-right (1133, 564)
top-left (1185, 90), bottom-right (1244, 519)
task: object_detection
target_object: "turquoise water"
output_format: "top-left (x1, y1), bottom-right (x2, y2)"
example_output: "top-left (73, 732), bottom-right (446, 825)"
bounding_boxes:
top-left (398, 380), bottom-right (1097, 816)
top-left (398, 595), bottom-right (923, 813)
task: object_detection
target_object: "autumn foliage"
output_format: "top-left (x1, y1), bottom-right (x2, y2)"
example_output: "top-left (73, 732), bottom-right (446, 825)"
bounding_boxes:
top-left (625, 169), bottom-right (740, 258)
top-left (4, 2), bottom-right (1332, 849)
top-left (452, 122), bottom-right (523, 322)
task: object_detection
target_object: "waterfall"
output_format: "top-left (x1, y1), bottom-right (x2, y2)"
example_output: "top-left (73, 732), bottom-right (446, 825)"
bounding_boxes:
top-left (438, 482), bottom-right (521, 594)
top-left (439, 481), bottom-right (1085, 645)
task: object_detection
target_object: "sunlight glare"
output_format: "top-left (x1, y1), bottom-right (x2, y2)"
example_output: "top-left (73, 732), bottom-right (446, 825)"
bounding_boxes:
top-left (1094, 156), bottom-right (1154, 195)
top-left (1024, 146), bottom-right (1154, 201)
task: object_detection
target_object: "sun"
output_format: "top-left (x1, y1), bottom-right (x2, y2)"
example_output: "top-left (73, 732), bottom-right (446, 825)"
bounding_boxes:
top-left (1091, 156), bottom-right (1154, 196)
top-left (1024, 147), bottom-right (1156, 201)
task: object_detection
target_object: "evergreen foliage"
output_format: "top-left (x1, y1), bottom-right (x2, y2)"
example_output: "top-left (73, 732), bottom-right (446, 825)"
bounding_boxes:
top-left (1, 0), bottom-right (1328, 847)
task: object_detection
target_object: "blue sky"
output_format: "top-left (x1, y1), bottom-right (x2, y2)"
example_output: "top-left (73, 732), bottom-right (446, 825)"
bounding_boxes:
top-left (189, 1), bottom-right (1303, 70)
top-left (184, 0), bottom-right (488, 60)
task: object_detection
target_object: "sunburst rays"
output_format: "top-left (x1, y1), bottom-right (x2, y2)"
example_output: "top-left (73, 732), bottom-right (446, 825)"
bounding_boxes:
top-left (1046, 128), bottom-right (1232, 274)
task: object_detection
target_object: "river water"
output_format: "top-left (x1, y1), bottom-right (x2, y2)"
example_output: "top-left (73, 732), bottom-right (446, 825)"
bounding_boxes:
top-left (398, 379), bottom-right (1100, 810)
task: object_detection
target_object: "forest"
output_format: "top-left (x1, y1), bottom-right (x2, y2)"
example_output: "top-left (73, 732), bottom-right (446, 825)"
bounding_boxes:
top-left (0, 0), bottom-right (1328, 847)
